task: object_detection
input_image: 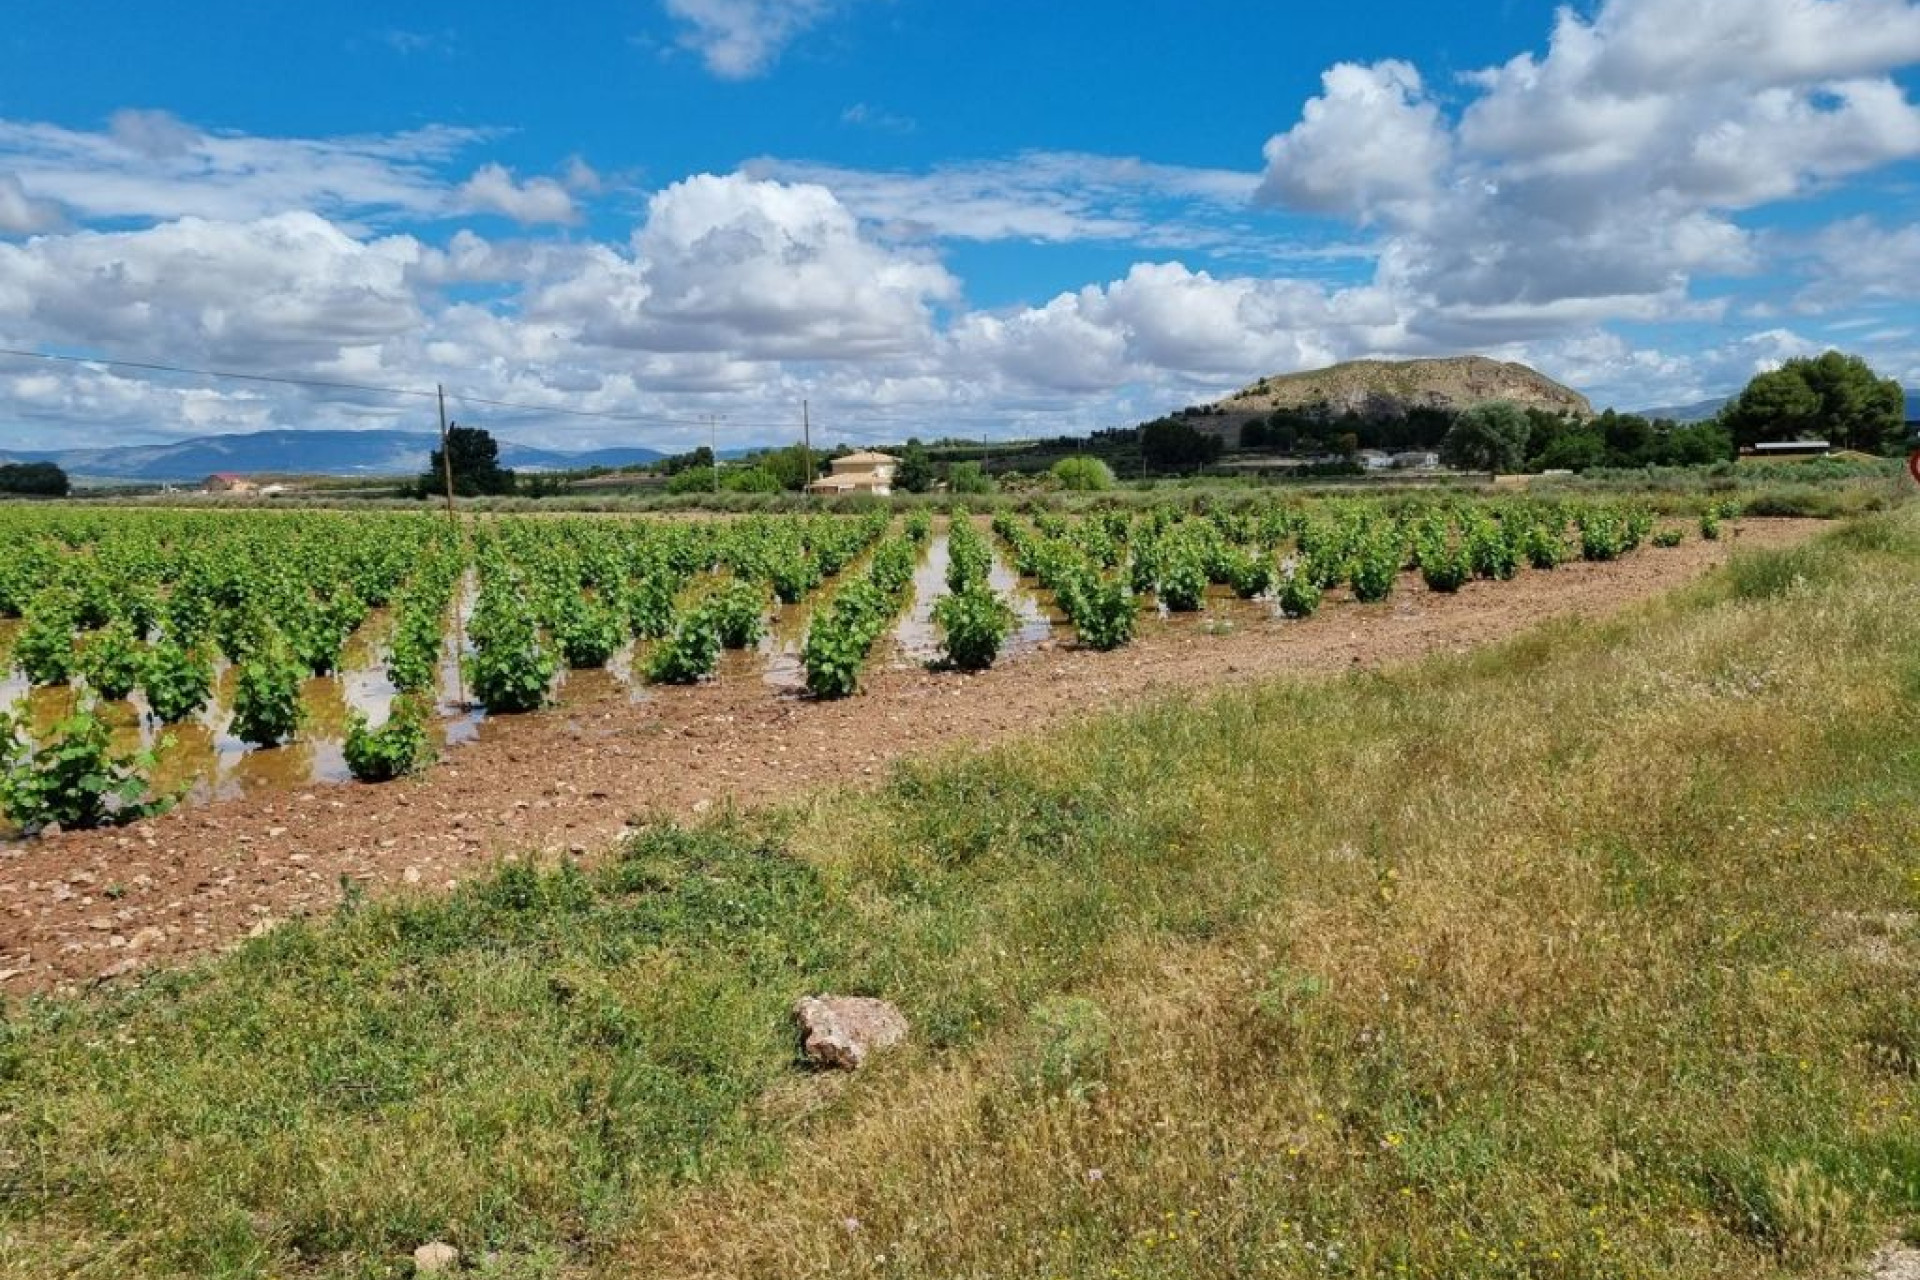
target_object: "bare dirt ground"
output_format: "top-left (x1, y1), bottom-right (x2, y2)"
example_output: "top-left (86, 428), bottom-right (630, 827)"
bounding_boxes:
top-left (0, 519), bottom-right (1822, 996)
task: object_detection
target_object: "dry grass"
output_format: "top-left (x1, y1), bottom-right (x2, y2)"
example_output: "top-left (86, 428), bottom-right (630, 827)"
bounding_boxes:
top-left (4, 510), bottom-right (1920, 1279)
top-left (625, 512), bottom-right (1920, 1279)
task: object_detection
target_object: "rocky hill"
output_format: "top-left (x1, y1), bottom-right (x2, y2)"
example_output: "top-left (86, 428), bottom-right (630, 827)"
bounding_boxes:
top-left (1218, 356), bottom-right (1593, 420)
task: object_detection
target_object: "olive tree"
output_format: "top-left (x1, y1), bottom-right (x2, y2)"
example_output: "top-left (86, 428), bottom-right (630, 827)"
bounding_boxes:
top-left (1440, 401), bottom-right (1531, 476)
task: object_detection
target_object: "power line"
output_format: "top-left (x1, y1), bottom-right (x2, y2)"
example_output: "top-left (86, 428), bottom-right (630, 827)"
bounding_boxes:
top-left (443, 389), bottom-right (793, 430)
top-left (0, 345), bottom-right (442, 402)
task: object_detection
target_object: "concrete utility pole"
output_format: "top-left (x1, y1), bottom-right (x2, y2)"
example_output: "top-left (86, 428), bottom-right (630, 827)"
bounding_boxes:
top-left (708, 414), bottom-right (719, 494)
top-left (436, 384), bottom-right (458, 520)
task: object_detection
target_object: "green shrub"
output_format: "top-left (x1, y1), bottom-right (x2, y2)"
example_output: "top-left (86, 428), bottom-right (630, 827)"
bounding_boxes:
top-left (286, 595), bottom-right (358, 676)
top-left (801, 604), bottom-right (870, 698)
top-left (799, 540), bottom-right (914, 697)
top-left (946, 518), bottom-right (993, 592)
top-left (468, 585), bottom-right (557, 713)
top-left (720, 466), bottom-right (782, 494)
top-left (624, 572), bottom-right (680, 638)
top-left (868, 539), bottom-right (919, 597)
top-left (1420, 540), bottom-right (1471, 592)
top-left (646, 609), bottom-right (723, 684)
top-left (707, 580), bottom-right (767, 650)
top-left (78, 619), bottom-right (144, 701)
top-left (1652, 527), bottom-right (1685, 548)
top-left (0, 701), bottom-right (173, 832)
top-left (1278, 568), bottom-right (1322, 618)
top-left (13, 592), bottom-right (76, 686)
top-left (229, 636), bottom-right (306, 747)
top-left (1579, 506), bottom-right (1628, 561)
top-left (142, 642), bottom-right (214, 725)
top-left (1347, 527), bottom-right (1400, 603)
top-left (934, 583), bottom-right (1016, 670)
top-left (554, 595), bottom-right (625, 669)
top-left (1066, 577), bottom-right (1136, 651)
top-left (1523, 520), bottom-right (1569, 569)
top-left (385, 607), bottom-right (444, 694)
top-left (1157, 548), bottom-right (1207, 612)
top-left (1623, 506), bottom-right (1654, 551)
top-left (768, 555), bottom-right (821, 605)
top-left (1223, 548), bottom-right (1274, 599)
top-left (949, 461), bottom-right (996, 495)
top-left (1050, 456), bottom-right (1116, 492)
top-left (1414, 516), bottom-right (1470, 592)
top-left (1465, 513), bottom-right (1518, 580)
top-left (343, 693), bottom-right (436, 783)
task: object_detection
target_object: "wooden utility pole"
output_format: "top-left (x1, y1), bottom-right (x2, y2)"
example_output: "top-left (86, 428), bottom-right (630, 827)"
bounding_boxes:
top-left (436, 383), bottom-right (469, 709)
top-left (709, 413), bottom-right (719, 495)
top-left (801, 399), bottom-right (813, 499)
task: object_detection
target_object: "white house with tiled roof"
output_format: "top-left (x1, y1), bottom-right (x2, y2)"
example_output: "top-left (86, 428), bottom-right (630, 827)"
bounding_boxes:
top-left (807, 450), bottom-right (899, 496)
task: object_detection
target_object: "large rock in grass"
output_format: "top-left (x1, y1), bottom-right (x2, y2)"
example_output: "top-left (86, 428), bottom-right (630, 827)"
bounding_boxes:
top-left (794, 995), bottom-right (908, 1070)
top-left (413, 1241), bottom-right (459, 1274)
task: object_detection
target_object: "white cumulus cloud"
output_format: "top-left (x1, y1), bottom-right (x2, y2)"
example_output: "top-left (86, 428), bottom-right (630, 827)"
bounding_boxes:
top-left (662, 0), bottom-right (847, 79)
top-left (1258, 0), bottom-right (1920, 341)
top-left (532, 172), bottom-right (958, 360)
top-left (0, 172), bottom-right (63, 234)
top-left (1257, 61), bottom-right (1451, 225)
top-left (456, 163), bottom-right (579, 224)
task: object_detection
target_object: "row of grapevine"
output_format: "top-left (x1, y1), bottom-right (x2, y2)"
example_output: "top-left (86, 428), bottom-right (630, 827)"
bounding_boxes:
top-left (932, 513), bottom-right (1016, 670)
top-left (0, 496), bottom-right (1679, 829)
top-left (986, 496), bottom-right (1664, 651)
top-left (800, 536), bottom-right (919, 698)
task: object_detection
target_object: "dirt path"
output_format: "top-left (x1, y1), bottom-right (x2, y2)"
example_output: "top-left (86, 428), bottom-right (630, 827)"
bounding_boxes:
top-left (0, 520), bottom-right (1822, 995)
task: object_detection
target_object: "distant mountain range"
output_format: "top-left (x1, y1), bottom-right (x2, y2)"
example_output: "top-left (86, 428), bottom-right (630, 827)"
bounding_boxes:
top-left (0, 429), bottom-right (665, 482)
top-left (1627, 397), bottom-right (1729, 422)
top-left (1629, 391), bottom-right (1920, 422)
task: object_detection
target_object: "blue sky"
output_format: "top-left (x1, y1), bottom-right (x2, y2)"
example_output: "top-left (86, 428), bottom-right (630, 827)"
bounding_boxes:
top-left (0, 0), bottom-right (1917, 453)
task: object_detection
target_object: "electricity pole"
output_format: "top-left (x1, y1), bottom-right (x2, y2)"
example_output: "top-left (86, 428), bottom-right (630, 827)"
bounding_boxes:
top-left (708, 414), bottom-right (719, 495)
top-left (801, 399), bottom-right (813, 499)
top-left (436, 383), bottom-right (457, 521)
top-left (436, 384), bottom-right (468, 709)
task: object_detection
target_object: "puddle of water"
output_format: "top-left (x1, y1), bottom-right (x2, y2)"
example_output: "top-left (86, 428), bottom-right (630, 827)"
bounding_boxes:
top-left (893, 534), bottom-right (1053, 665)
top-left (0, 607), bottom-right (495, 830)
top-left (1142, 582), bottom-right (1281, 635)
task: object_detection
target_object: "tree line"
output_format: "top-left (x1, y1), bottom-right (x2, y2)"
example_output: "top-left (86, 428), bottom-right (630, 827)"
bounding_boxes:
top-left (416, 350), bottom-right (1908, 498)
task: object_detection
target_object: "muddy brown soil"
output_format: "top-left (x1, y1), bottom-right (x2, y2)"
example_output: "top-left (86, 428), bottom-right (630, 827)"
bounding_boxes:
top-left (0, 519), bottom-right (1822, 995)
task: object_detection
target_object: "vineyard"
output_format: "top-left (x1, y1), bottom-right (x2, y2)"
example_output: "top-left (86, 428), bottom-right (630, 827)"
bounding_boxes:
top-left (0, 494), bottom-right (1701, 835)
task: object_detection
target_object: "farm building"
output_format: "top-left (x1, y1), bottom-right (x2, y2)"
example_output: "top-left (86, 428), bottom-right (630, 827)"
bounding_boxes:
top-left (1741, 440), bottom-right (1834, 459)
top-left (807, 450), bottom-right (900, 496)
top-left (202, 472), bottom-right (258, 493)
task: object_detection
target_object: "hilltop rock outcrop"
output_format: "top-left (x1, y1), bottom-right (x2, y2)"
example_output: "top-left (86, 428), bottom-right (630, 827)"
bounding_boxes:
top-left (1218, 356), bottom-right (1593, 421)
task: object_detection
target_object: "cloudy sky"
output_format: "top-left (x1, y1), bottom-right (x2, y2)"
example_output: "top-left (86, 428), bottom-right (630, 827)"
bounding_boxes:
top-left (1, 0), bottom-right (1917, 454)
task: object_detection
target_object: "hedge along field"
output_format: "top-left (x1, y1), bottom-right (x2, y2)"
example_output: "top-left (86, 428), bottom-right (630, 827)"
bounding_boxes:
top-left (1, 506), bottom-right (1917, 1278)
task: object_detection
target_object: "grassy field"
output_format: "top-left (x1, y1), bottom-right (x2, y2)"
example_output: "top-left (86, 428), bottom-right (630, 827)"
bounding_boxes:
top-left (4, 506), bottom-right (1920, 1278)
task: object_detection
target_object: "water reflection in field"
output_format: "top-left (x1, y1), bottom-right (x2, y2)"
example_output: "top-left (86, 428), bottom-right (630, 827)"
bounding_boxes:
top-left (0, 525), bottom-right (1116, 823)
top-left (894, 533), bottom-right (1052, 663)
top-left (0, 612), bottom-right (479, 807)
